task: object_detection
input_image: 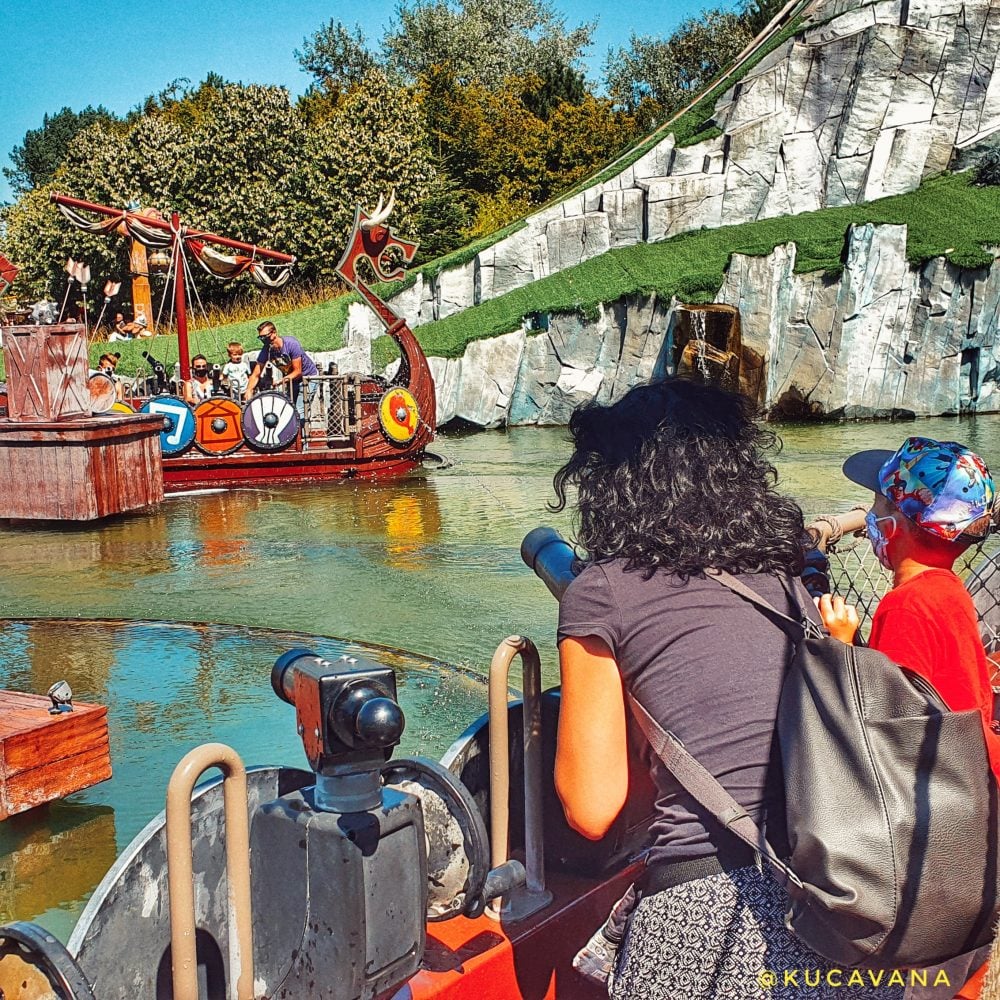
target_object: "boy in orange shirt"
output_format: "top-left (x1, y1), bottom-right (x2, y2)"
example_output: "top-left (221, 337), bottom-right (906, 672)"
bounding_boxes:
top-left (819, 437), bottom-right (998, 999)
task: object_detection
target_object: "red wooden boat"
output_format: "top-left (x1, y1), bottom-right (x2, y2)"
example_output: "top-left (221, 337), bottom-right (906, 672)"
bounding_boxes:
top-left (50, 192), bottom-right (436, 491)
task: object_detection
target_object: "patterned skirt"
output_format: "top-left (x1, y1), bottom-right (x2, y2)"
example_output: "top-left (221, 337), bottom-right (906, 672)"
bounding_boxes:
top-left (609, 864), bottom-right (907, 1000)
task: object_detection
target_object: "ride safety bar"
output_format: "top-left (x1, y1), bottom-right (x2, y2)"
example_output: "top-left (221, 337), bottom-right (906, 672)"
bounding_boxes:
top-left (804, 507), bottom-right (867, 552)
top-left (165, 743), bottom-right (254, 1000)
top-left (487, 636), bottom-right (553, 920)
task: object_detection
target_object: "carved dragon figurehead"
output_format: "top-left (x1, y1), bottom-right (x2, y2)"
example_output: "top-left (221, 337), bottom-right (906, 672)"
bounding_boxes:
top-left (334, 192), bottom-right (419, 290)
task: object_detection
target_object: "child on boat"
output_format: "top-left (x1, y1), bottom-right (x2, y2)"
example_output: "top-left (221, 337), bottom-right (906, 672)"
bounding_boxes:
top-left (222, 342), bottom-right (251, 398)
top-left (816, 436), bottom-right (1000, 778)
top-left (817, 436), bottom-right (1000, 1000)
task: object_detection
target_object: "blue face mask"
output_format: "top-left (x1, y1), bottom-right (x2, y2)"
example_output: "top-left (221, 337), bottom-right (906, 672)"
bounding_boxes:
top-left (865, 510), bottom-right (896, 570)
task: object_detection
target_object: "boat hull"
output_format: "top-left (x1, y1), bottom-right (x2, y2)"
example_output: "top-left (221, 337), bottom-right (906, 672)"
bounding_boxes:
top-left (162, 447), bottom-right (425, 491)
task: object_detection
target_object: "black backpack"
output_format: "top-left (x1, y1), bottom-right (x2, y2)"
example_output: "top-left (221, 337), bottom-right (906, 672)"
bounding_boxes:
top-left (630, 570), bottom-right (1000, 969)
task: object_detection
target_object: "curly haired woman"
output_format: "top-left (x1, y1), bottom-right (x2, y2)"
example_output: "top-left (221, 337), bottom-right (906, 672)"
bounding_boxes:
top-left (551, 378), bottom-right (900, 1000)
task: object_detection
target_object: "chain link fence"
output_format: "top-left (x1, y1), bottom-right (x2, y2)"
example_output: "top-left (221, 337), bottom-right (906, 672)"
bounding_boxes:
top-left (823, 519), bottom-right (1000, 655)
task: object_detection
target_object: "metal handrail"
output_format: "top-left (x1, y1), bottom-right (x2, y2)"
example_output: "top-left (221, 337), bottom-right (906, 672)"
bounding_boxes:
top-left (165, 743), bottom-right (254, 1000)
top-left (805, 507), bottom-right (867, 552)
top-left (487, 635), bottom-right (551, 919)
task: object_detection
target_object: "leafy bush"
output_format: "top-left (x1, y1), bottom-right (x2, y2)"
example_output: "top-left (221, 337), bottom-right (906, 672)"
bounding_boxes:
top-left (974, 148), bottom-right (1000, 187)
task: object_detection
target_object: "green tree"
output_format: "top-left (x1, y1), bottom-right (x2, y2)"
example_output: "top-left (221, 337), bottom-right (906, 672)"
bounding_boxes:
top-left (295, 22), bottom-right (379, 97)
top-left (412, 170), bottom-right (472, 264)
top-left (540, 96), bottom-right (637, 197)
top-left (381, 0), bottom-right (592, 92)
top-left (4, 106), bottom-right (118, 196)
top-left (740, 0), bottom-right (784, 34)
top-left (286, 69), bottom-right (435, 281)
top-left (604, 10), bottom-right (752, 126)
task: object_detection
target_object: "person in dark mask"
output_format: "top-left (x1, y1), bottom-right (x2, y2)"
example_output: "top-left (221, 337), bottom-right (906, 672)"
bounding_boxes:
top-left (184, 354), bottom-right (213, 405)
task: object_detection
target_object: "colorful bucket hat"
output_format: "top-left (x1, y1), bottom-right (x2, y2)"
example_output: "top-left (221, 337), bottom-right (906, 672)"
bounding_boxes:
top-left (842, 436), bottom-right (996, 541)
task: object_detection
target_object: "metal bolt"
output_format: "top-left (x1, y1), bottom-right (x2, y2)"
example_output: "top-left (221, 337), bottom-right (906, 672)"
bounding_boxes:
top-left (313, 728), bottom-right (320, 739)
top-left (297, 724), bottom-right (304, 735)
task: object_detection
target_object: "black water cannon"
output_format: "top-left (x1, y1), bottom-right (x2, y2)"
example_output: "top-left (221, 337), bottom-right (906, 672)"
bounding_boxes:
top-left (252, 649), bottom-right (506, 998)
top-left (520, 526), bottom-right (578, 600)
top-left (271, 648), bottom-right (404, 812)
top-left (211, 363), bottom-right (223, 396)
top-left (141, 350), bottom-right (168, 393)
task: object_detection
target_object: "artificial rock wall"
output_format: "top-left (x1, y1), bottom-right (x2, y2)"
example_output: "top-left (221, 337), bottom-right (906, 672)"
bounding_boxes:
top-left (360, 224), bottom-right (998, 427)
top-left (321, 0), bottom-right (1000, 425)
top-left (340, 0), bottom-right (1000, 351)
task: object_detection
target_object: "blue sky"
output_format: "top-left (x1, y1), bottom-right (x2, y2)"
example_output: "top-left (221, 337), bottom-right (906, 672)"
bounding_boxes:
top-left (2, 0), bottom-right (728, 204)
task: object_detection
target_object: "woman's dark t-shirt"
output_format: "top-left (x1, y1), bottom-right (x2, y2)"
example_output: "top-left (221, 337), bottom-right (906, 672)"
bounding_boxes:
top-left (558, 561), bottom-right (809, 865)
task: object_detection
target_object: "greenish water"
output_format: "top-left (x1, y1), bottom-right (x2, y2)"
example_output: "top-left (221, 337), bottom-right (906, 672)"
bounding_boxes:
top-left (0, 417), bottom-right (998, 938)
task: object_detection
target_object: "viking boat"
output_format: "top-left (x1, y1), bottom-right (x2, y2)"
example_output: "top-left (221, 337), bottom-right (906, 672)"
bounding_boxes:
top-left (50, 193), bottom-right (436, 491)
top-left (12, 509), bottom-right (993, 1000)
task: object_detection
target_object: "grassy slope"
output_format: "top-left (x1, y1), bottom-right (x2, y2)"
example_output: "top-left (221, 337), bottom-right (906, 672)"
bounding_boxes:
top-left (87, 171), bottom-right (1000, 376)
top-left (401, 172), bottom-right (1000, 360)
top-left (86, 292), bottom-right (355, 376)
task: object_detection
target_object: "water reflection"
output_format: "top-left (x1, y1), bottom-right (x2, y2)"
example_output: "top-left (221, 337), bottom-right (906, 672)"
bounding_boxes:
top-left (0, 804), bottom-right (116, 928)
top-left (0, 619), bottom-right (488, 935)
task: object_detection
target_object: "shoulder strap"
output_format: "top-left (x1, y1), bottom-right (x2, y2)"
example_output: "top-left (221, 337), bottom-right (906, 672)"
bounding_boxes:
top-left (708, 569), bottom-right (816, 642)
top-left (626, 692), bottom-right (802, 889)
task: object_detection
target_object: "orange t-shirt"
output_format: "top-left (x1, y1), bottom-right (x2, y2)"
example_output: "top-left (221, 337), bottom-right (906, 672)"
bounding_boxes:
top-left (869, 568), bottom-right (1000, 779)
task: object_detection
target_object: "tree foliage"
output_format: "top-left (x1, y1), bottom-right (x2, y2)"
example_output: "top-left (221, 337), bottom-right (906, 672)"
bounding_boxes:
top-left (382, 0), bottom-right (593, 90)
top-left (3, 0), bottom-right (783, 303)
top-left (1, 78), bottom-right (433, 300)
top-left (4, 106), bottom-right (118, 196)
top-left (295, 22), bottom-right (379, 97)
top-left (604, 11), bottom-right (754, 128)
top-left (739, 0), bottom-right (785, 34)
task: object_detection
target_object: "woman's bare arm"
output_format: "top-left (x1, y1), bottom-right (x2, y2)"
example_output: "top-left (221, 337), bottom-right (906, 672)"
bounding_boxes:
top-left (555, 634), bottom-right (629, 840)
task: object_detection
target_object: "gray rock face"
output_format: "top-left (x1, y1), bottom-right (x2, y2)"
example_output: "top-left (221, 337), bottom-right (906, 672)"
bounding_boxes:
top-left (331, 0), bottom-right (1000, 429)
top-left (355, 0), bottom-right (1000, 347)
top-left (424, 225), bottom-right (1000, 427)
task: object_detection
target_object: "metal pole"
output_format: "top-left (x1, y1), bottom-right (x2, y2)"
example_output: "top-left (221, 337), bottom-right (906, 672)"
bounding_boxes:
top-left (486, 635), bottom-right (551, 920)
top-left (165, 743), bottom-right (254, 1000)
top-left (172, 212), bottom-right (191, 384)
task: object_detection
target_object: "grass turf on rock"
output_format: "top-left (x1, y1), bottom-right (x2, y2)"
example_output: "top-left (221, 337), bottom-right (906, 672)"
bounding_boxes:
top-left (399, 172), bottom-right (1000, 360)
top-left (87, 170), bottom-right (1000, 379)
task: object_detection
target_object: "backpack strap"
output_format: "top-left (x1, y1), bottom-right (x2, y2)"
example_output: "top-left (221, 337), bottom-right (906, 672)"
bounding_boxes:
top-left (626, 692), bottom-right (803, 889)
top-left (708, 569), bottom-right (823, 642)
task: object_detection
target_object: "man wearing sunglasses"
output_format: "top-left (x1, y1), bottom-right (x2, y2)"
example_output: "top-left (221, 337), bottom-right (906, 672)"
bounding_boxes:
top-left (244, 321), bottom-right (317, 407)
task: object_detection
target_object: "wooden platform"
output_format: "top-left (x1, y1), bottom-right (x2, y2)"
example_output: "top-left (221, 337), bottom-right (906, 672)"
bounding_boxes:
top-left (0, 323), bottom-right (164, 521)
top-left (0, 414), bottom-right (165, 520)
top-left (0, 691), bottom-right (112, 819)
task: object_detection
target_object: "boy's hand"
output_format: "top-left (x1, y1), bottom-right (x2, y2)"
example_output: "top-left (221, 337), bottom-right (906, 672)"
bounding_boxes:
top-left (814, 593), bottom-right (860, 644)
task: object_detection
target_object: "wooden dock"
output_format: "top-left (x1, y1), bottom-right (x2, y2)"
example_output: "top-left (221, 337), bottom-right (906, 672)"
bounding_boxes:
top-left (0, 691), bottom-right (112, 819)
top-left (0, 322), bottom-right (164, 521)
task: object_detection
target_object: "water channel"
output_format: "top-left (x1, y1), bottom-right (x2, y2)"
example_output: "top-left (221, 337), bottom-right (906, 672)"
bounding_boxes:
top-left (1, 416), bottom-right (999, 940)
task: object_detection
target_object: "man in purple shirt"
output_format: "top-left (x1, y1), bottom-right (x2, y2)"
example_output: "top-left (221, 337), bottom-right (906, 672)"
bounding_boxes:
top-left (244, 321), bottom-right (318, 404)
